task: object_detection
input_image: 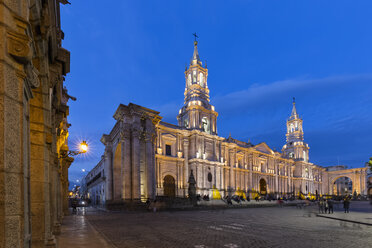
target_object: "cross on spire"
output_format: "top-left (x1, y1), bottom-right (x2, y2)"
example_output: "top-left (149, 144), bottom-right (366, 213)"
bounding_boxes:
top-left (193, 32), bottom-right (199, 42)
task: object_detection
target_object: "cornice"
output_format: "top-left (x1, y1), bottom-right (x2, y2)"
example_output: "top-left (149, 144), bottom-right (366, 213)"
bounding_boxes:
top-left (188, 158), bottom-right (224, 166)
top-left (156, 154), bottom-right (185, 162)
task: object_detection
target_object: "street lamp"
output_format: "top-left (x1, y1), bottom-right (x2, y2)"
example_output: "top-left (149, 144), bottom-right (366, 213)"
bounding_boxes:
top-left (59, 140), bottom-right (88, 158)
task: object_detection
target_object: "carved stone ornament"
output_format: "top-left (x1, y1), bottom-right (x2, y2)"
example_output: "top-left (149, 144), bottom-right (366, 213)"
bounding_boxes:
top-left (142, 131), bottom-right (156, 143)
top-left (132, 126), bottom-right (142, 138)
top-left (25, 62), bottom-right (40, 88)
top-left (6, 30), bottom-right (31, 63)
top-left (120, 131), bottom-right (131, 141)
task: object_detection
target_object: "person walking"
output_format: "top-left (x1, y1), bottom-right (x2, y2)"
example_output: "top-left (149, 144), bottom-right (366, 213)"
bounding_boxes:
top-left (327, 199), bottom-right (334, 214)
top-left (318, 199), bottom-right (324, 214)
top-left (343, 197), bottom-right (350, 213)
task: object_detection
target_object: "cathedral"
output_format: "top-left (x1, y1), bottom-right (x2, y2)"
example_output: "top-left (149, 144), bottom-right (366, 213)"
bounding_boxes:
top-left (84, 40), bottom-right (368, 205)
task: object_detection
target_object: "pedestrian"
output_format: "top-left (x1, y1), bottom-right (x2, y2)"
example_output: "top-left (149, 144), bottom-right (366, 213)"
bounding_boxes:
top-left (343, 198), bottom-right (350, 213)
top-left (327, 199), bottom-right (334, 214)
top-left (146, 198), bottom-right (151, 212)
top-left (152, 199), bottom-right (157, 213)
top-left (71, 198), bottom-right (78, 214)
top-left (278, 199), bottom-right (283, 208)
top-left (324, 199), bottom-right (329, 213)
top-left (318, 199), bottom-right (324, 214)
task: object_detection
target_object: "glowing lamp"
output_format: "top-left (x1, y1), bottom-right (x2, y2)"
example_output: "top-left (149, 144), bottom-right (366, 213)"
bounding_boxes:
top-left (80, 141), bottom-right (88, 153)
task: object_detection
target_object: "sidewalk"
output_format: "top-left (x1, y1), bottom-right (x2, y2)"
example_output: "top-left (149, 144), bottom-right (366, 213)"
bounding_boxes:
top-left (56, 209), bottom-right (113, 248)
top-left (317, 211), bottom-right (372, 226)
top-left (316, 202), bottom-right (372, 226)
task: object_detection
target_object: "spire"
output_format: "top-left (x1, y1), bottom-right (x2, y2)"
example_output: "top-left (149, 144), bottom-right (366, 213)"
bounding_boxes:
top-left (191, 41), bottom-right (202, 66)
top-left (190, 33), bottom-right (202, 66)
top-left (290, 97), bottom-right (298, 120)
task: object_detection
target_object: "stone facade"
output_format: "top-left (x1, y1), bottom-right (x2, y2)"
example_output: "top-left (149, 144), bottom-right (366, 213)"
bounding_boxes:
top-left (0, 0), bottom-right (72, 247)
top-left (86, 41), bottom-right (368, 205)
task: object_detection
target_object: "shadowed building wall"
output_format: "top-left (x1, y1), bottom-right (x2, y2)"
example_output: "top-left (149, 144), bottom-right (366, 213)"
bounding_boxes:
top-left (0, 0), bottom-right (73, 247)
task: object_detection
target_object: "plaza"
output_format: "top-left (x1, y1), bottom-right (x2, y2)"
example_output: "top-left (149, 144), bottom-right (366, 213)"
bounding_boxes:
top-left (57, 202), bottom-right (372, 248)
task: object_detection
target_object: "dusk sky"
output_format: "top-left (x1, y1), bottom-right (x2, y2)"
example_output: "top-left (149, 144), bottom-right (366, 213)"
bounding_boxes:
top-left (61, 1), bottom-right (372, 185)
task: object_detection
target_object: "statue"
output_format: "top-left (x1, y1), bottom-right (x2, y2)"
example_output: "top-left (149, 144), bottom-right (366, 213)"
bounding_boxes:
top-left (188, 170), bottom-right (197, 206)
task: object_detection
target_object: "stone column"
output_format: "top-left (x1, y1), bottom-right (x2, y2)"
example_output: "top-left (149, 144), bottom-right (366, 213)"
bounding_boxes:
top-left (103, 145), bottom-right (113, 201)
top-left (274, 161), bottom-right (278, 193)
top-left (145, 122), bottom-right (156, 199)
top-left (248, 155), bottom-right (253, 191)
top-left (51, 157), bottom-right (61, 235)
top-left (229, 150), bottom-right (235, 191)
top-left (131, 123), bottom-right (141, 200)
top-left (61, 157), bottom-right (73, 216)
top-left (183, 139), bottom-right (189, 193)
top-left (121, 127), bottom-right (131, 200)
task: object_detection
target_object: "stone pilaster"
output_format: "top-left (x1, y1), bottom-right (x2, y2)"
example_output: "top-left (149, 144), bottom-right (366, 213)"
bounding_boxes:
top-left (144, 122), bottom-right (156, 199)
top-left (121, 126), bottom-right (131, 200)
top-left (102, 141), bottom-right (113, 201)
top-left (131, 123), bottom-right (141, 200)
top-left (183, 139), bottom-right (189, 193)
top-left (274, 162), bottom-right (278, 193)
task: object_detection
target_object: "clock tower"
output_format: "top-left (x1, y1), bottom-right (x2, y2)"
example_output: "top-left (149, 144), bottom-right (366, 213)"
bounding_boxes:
top-left (177, 39), bottom-right (218, 134)
top-left (282, 98), bottom-right (309, 162)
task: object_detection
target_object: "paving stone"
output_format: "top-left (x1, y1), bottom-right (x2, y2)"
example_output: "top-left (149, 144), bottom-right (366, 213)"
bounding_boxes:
top-left (81, 201), bottom-right (372, 248)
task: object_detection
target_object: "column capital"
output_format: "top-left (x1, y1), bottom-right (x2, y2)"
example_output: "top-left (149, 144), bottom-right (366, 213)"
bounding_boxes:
top-left (142, 131), bottom-right (156, 143)
top-left (132, 125), bottom-right (142, 138)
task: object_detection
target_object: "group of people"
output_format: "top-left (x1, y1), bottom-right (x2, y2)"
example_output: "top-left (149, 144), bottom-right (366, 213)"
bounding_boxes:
top-left (223, 195), bottom-right (250, 205)
top-left (318, 199), bottom-right (334, 214)
top-left (318, 197), bottom-right (351, 214)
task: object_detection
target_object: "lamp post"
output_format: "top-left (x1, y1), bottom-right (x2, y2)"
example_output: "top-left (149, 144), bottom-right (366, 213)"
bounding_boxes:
top-left (60, 140), bottom-right (88, 158)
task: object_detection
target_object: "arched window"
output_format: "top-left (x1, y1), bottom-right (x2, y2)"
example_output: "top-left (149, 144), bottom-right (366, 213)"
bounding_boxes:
top-left (202, 117), bottom-right (208, 132)
top-left (187, 74), bottom-right (191, 86)
top-left (200, 72), bottom-right (204, 87)
top-left (184, 119), bottom-right (189, 128)
top-left (193, 71), bottom-right (197, 83)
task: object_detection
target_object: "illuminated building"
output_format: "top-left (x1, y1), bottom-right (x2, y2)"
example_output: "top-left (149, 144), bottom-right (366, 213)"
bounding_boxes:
top-left (86, 40), bottom-right (368, 205)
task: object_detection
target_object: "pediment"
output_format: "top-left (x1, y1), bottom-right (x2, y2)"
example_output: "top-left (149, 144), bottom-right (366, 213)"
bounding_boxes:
top-left (162, 133), bottom-right (177, 140)
top-left (254, 142), bottom-right (274, 155)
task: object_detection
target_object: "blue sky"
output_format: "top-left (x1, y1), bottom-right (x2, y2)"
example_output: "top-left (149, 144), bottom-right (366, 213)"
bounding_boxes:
top-left (61, 0), bottom-right (372, 185)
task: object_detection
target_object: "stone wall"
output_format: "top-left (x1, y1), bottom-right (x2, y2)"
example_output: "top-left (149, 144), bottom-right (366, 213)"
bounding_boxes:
top-left (0, 0), bottom-right (72, 247)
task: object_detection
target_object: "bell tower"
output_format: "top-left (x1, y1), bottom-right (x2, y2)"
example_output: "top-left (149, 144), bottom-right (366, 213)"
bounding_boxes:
top-left (282, 98), bottom-right (309, 162)
top-left (177, 38), bottom-right (218, 134)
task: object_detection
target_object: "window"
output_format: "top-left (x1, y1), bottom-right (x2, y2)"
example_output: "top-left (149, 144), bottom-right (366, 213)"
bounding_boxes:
top-left (165, 144), bottom-right (172, 156)
top-left (202, 117), bottom-right (208, 132)
top-left (184, 119), bottom-right (189, 128)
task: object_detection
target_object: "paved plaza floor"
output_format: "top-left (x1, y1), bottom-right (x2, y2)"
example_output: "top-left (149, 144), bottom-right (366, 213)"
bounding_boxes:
top-left (57, 201), bottom-right (372, 248)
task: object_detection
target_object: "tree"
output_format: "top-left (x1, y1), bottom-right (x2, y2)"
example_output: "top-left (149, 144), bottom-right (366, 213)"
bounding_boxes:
top-left (368, 157), bottom-right (372, 171)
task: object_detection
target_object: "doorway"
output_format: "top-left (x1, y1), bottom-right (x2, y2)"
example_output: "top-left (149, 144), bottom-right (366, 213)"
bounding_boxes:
top-left (163, 175), bottom-right (176, 197)
top-left (259, 178), bottom-right (267, 195)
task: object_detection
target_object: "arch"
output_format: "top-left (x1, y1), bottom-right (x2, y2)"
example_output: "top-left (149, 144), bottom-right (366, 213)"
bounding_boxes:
top-left (259, 178), bottom-right (267, 195)
top-left (331, 176), bottom-right (353, 196)
top-left (163, 175), bottom-right (176, 197)
top-left (113, 143), bottom-right (122, 200)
